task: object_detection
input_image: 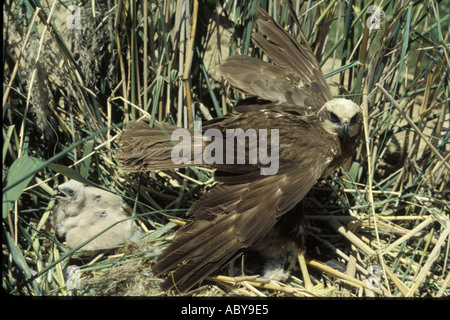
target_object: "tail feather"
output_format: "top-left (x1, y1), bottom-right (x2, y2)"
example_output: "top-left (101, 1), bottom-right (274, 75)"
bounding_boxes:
top-left (117, 122), bottom-right (193, 171)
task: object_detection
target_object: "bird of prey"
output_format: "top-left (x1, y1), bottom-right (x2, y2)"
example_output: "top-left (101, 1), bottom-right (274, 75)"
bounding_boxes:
top-left (53, 179), bottom-right (142, 251)
top-left (117, 7), bottom-right (362, 292)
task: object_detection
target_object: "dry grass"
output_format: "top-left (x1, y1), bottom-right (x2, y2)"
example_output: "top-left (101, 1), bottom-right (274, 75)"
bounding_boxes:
top-left (2, 0), bottom-right (449, 297)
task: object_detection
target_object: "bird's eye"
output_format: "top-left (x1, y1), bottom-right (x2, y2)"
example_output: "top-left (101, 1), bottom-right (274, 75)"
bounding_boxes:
top-left (67, 188), bottom-right (74, 194)
top-left (329, 112), bottom-right (340, 124)
top-left (350, 114), bottom-right (359, 124)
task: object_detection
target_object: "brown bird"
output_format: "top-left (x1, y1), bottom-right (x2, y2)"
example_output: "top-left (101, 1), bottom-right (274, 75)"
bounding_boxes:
top-left (53, 179), bottom-right (142, 251)
top-left (117, 7), bottom-right (362, 292)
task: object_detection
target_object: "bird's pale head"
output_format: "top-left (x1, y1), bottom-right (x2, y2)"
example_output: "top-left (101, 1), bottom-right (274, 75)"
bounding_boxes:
top-left (320, 98), bottom-right (362, 138)
top-left (53, 180), bottom-right (85, 203)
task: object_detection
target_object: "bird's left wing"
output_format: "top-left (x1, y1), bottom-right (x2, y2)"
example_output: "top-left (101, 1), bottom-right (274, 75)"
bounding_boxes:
top-left (218, 7), bottom-right (332, 111)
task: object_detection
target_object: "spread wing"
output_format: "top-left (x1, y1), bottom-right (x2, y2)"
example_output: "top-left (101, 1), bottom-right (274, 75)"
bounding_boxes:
top-left (218, 7), bottom-right (332, 112)
top-left (118, 7), bottom-right (342, 293)
top-left (152, 110), bottom-right (339, 292)
top-left (116, 122), bottom-right (185, 172)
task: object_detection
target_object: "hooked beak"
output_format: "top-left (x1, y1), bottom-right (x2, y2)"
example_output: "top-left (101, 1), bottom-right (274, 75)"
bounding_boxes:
top-left (52, 186), bottom-right (67, 199)
top-left (342, 120), bottom-right (349, 136)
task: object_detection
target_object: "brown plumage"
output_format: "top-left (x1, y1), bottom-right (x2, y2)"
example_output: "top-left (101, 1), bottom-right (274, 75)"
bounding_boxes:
top-left (219, 8), bottom-right (332, 109)
top-left (116, 7), bottom-right (362, 292)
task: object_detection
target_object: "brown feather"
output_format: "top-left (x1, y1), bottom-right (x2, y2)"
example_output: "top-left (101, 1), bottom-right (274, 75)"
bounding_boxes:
top-left (116, 122), bottom-right (194, 171)
top-left (116, 7), bottom-right (362, 293)
top-left (150, 111), bottom-right (338, 292)
top-left (253, 7), bottom-right (332, 101)
top-left (153, 164), bottom-right (331, 292)
top-left (117, 104), bottom-right (360, 293)
top-left (218, 56), bottom-right (322, 108)
top-left (218, 6), bottom-right (332, 113)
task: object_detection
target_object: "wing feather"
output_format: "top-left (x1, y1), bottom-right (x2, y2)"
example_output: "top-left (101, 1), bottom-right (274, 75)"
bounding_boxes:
top-left (116, 122), bottom-right (184, 171)
top-left (253, 7), bottom-right (332, 102)
top-left (152, 128), bottom-right (336, 292)
top-left (218, 55), bottom-right (324, 108)
top-left (118, 7), bottom-right (349, 294)
top-left (218, 7), bottom-right (332, 111)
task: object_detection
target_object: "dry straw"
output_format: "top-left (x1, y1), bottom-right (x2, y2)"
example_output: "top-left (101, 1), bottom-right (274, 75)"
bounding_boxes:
top-left (3, 0), bottom-right (448, 297)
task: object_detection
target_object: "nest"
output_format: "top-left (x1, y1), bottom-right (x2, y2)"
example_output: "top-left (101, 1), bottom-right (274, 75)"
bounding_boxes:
top-left (3, 1), bottom-right (449, 298)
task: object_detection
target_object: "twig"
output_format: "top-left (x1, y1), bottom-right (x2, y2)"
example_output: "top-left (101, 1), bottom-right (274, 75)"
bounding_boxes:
top-left (298, 249), bottom-right (313, 290)
top-left (436, 270), bottom-right (450, 297)
top-left (182, 0), bottom-right (199, 127)
top-left (376, 83), bottom-right (450, 171)
top-left (362, 77), bottom-right (390, 295)
top-left (406, 220), bottom-right (450, 297)
top-left (381, 216), bottom-right (435, 256)
top-left (306, 259), bottom-right (386, 296)
top-left (2, 8), bottom-right (41, 108)
top-left (327, 217), bottom-right (376, 256)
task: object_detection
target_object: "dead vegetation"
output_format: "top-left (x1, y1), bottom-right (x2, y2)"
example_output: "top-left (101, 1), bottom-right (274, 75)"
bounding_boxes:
top-left (3, 0), bottom-right (449, 297)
